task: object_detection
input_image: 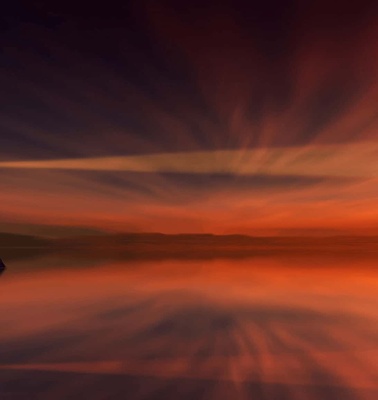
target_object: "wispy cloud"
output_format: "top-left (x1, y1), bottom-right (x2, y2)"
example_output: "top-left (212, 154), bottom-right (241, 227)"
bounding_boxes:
top-left (1, 142), bottom-right (377, 179)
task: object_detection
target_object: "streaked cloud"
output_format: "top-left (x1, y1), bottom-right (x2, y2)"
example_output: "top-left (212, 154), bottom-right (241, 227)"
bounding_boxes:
top-left (1, 141), bottom-right (377, 179)
top-left (0, 1), bottom-right (377, 235)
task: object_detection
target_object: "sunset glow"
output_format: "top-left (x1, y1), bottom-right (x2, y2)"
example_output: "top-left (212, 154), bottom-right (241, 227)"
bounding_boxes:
top-left (0, 1), bottom-right (377, 237)
top-left (1, 2), bottom-right (377, 399)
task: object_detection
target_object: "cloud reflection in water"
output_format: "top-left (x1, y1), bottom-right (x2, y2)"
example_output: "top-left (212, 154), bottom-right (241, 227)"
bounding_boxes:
top-left (0, 256), bottom-right (377, 399)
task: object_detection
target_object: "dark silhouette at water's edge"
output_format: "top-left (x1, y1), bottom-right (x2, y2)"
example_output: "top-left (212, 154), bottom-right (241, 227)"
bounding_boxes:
top-left (0, 258), bottom-right (6, 275)
top-left (1, 231), bottom-right (378, 261)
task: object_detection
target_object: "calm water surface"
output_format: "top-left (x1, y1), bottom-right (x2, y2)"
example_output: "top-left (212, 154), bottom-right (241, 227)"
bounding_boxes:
top-left (0, 253), bottom-right (377, 399)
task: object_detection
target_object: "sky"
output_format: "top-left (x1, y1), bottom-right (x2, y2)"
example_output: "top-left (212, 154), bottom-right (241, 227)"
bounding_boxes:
top-left (0, 0), bottom-right (377, 237)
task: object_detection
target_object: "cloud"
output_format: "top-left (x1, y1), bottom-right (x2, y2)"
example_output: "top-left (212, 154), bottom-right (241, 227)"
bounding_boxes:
top-left (0, 142), bottom-right (377, 179)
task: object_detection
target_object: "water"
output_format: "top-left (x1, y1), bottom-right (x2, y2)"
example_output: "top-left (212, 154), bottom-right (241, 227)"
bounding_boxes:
top-left (0, 252), bottom-right (377, 399)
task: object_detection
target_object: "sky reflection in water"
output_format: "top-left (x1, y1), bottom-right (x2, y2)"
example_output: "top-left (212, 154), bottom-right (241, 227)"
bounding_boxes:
top-left (0, 255), bottom-right (377, 400)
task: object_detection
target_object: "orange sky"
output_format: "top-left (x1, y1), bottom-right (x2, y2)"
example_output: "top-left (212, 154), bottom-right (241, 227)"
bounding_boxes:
top-left (0, 1), bottom-right (377, 237)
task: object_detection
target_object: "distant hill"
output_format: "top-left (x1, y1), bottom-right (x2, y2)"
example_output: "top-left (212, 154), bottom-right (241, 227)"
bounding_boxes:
top-left (53, 233), bottom-right (378, 259)
top-left (0, 223), bottom-right (107, 238)
top-left (1, 232), bottom-right (378, 260)
top-left (0, 232), bottom-right (50, 248)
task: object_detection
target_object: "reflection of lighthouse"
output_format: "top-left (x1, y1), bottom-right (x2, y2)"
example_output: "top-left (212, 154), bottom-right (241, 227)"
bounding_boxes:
top-left (0, 258), bottom-right (6, 274)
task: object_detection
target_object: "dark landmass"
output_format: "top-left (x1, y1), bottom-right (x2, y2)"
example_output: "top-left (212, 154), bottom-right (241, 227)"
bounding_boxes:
top-left (0, 223), bottom-right (107, 238)
top-left (0, 233), bottom-right (53, 260)
top-left (55, 233), bottom-right (378, 260)
top-left (1, 232), bottom-right (378, 260)
top-left (0, 232), bottom-right (50, 248)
